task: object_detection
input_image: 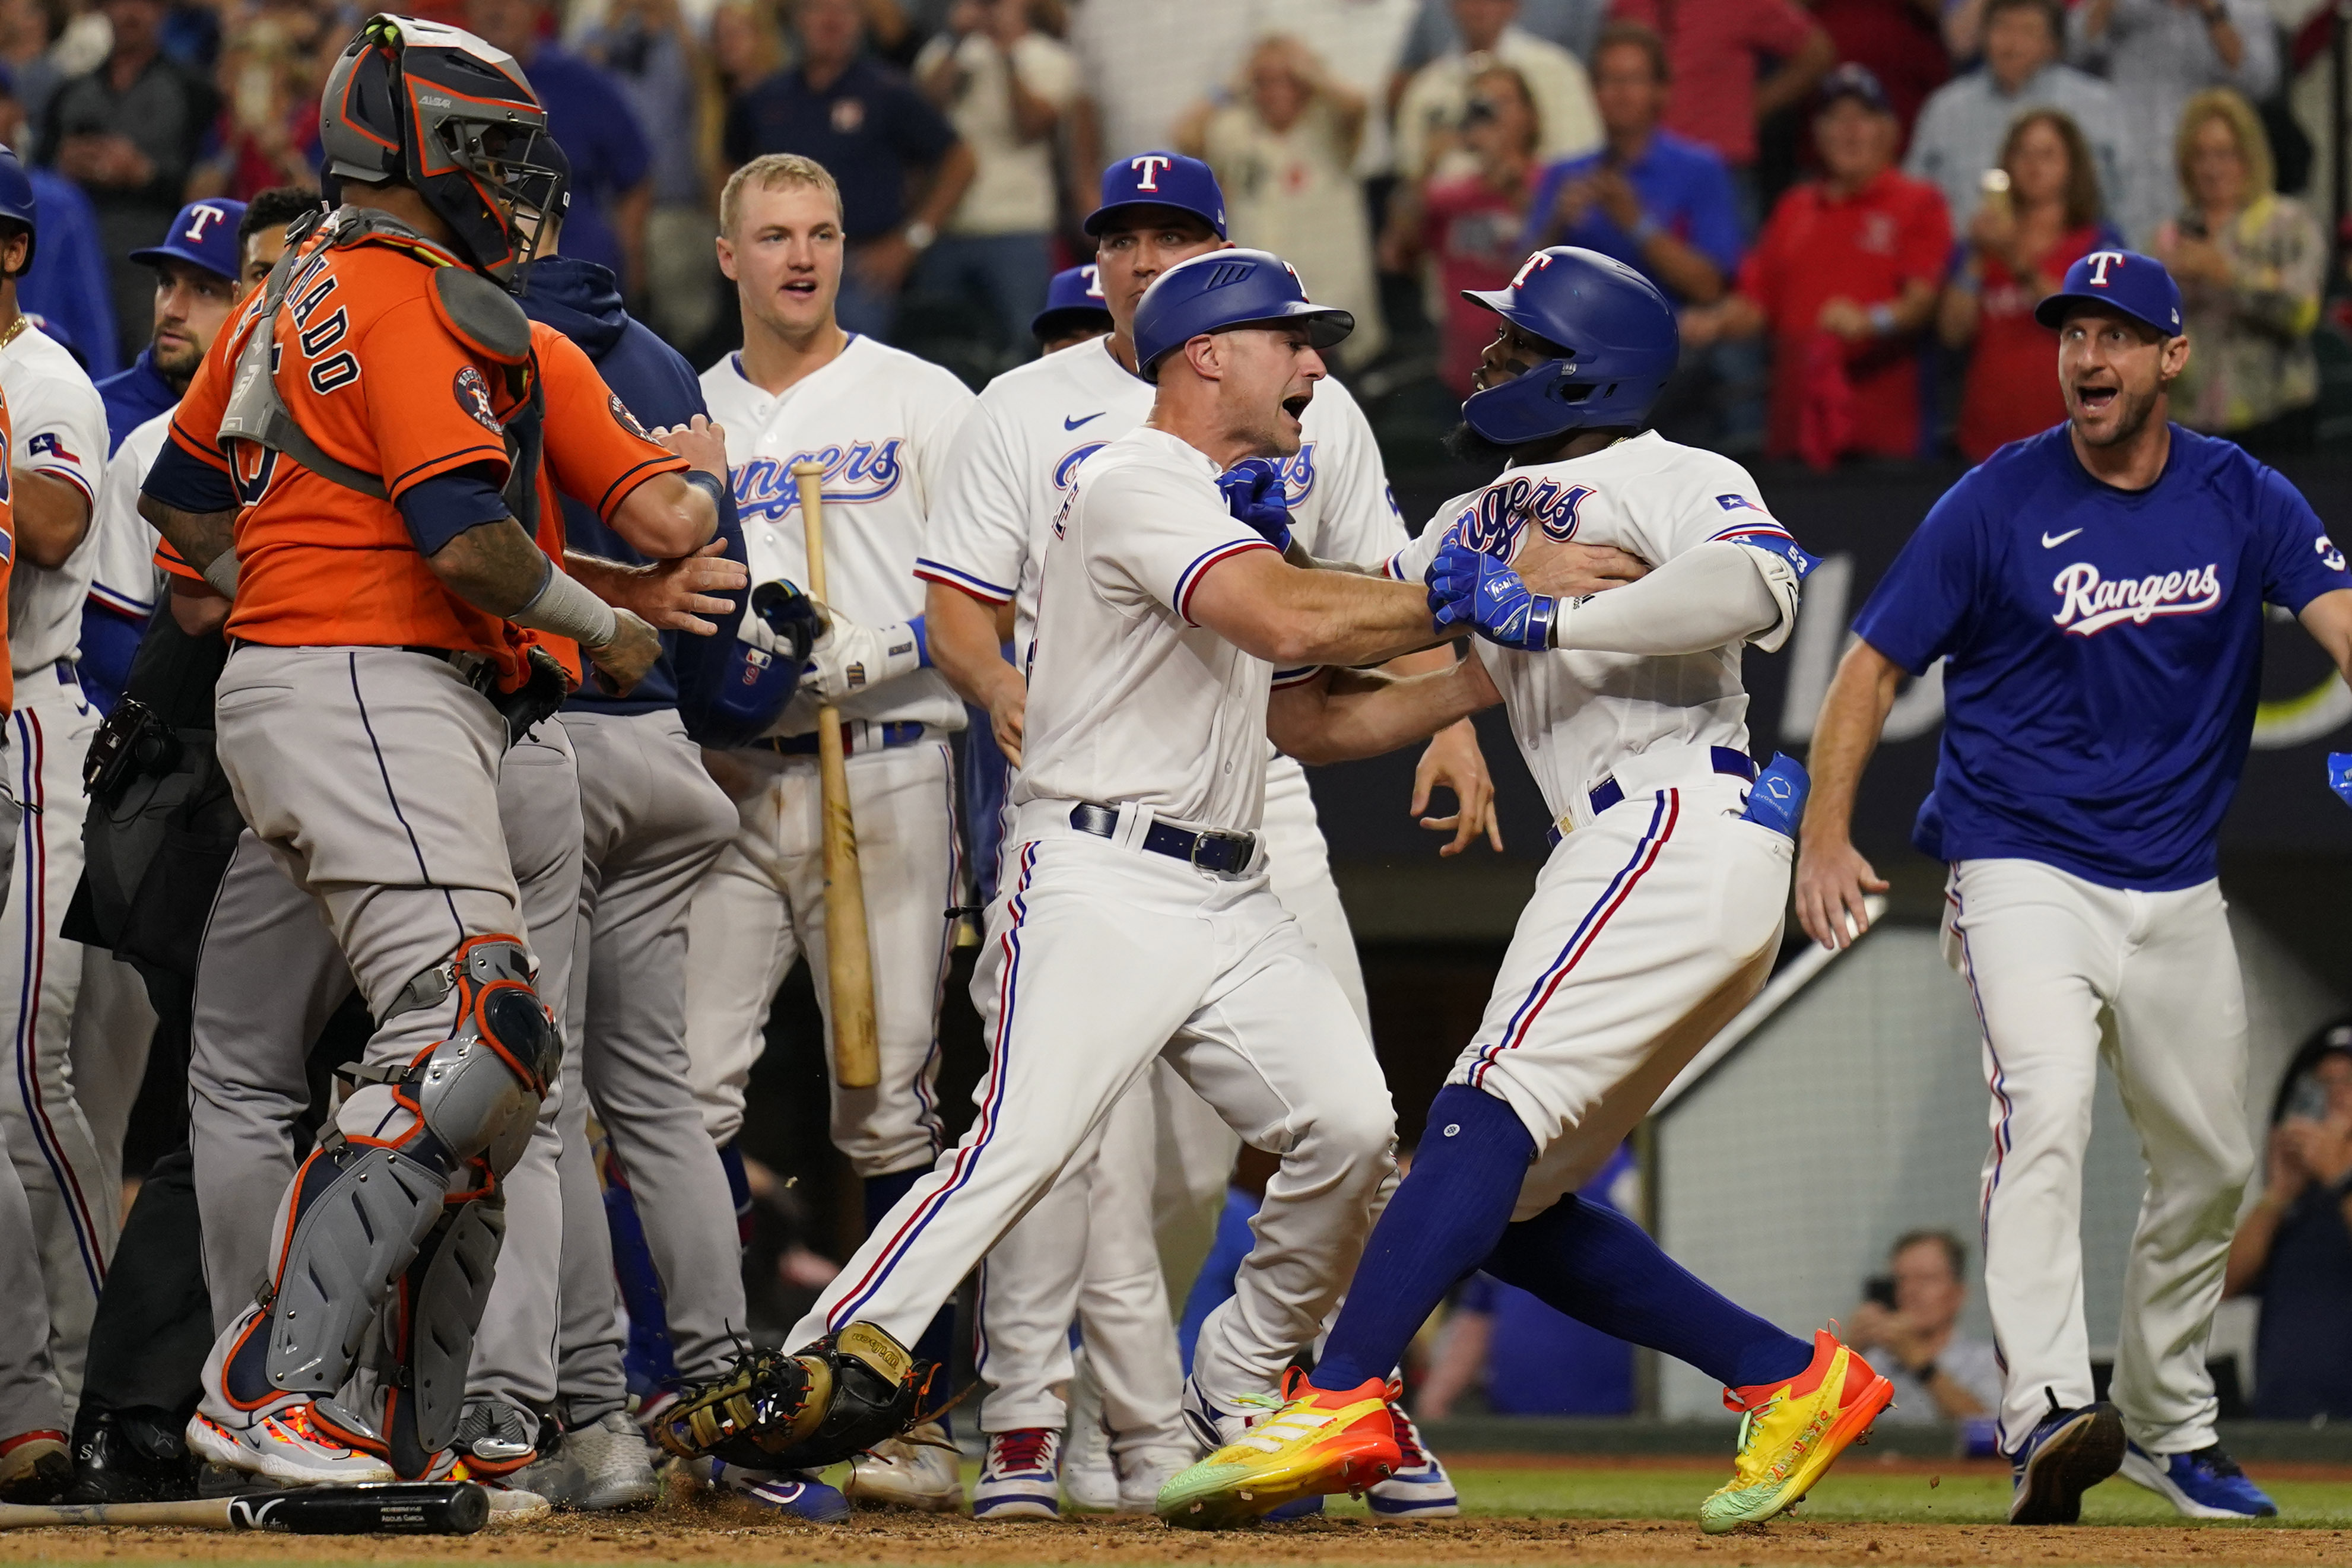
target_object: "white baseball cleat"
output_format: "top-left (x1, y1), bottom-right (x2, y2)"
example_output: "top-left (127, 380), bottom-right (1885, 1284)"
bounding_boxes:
top-left (1114, 1444), bottom-right (1193, 1516)
top-left (973, 1428), bottom-right (1061, 1521)
top-left (186, 1407), bottom-right (396, 1486)
top-left (1366, 1401), bottom-right (1459, 1519)
top-left (844, 1421), bottom-right (964, 1512)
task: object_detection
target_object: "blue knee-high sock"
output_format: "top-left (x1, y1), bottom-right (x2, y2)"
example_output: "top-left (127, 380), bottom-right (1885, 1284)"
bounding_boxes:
top-left (1176, 1185), bottom-right (1261, 1375)
top-left (1310, 1085), bottom-right (1535, 1393)
top-left (864, 1167), bottom-right (956, 1436)
top-left (718, 1140), bottom-right (754, 1246)
top-left (1485, 1193), bottom-right (1812, 1391)
top-left (602, 1167), bottom-right (680, 1396)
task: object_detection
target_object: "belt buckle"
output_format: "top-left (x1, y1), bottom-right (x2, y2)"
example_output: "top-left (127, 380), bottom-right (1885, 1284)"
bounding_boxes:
top-left (1189, 827), bottom-right (1252, 875)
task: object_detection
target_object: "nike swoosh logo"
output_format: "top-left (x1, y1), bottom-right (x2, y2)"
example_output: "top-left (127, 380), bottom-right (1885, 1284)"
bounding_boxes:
top-left (1064, 412), bottom-right (1104, 430)
top-left (2042, 529), bottom-right (2084, 548)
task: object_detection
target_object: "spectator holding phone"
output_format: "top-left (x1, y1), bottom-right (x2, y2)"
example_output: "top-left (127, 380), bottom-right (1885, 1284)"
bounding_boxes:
top-left (2226, 1026), bottom-right (2352, 1421)
top-left (1392, 0), bottom-right (1596, 181)
top-left (1845, 1230), bottom-right (2002, 1424)
top-left (2152, 88), bottom-right (2323, 452)
top-left (1379, 58), bottom-right (1540, 395)
top-left (1938, 107), bottom-right (2119, 461)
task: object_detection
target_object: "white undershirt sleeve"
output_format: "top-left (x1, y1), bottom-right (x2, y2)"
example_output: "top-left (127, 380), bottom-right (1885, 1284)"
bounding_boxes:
top-left (1550, 540), bottom-right (1791, 656)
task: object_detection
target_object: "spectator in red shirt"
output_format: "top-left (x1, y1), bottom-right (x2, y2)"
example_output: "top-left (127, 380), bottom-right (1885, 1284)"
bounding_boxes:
top-left (1689, 64), bottom-right (1951, 464)
top-left (1608, 0), bottom-right (1833, 220)
top-left (1938, 107), bottom-right (2119, 461)
top-left (1381, 58), bottom-right (1543, 396)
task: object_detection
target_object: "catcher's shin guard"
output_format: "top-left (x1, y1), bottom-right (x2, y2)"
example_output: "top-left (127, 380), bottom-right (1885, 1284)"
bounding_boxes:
top-left (650, 1323), bottom-right (929, 1470)
top-left (383, 1191), bottom-right (508, 1477)
top-left (219, 935), bottom-right (554, 1429)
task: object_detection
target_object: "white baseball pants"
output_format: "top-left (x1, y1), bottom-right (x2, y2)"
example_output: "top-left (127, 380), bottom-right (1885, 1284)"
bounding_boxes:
top-left (973, 751), bottom-right (1363, 1445)
top-left (791, 808), bottom-right (1396, 1410)
top-left (0, 747), bottom-right (65, 1446)
top-left (684, 737), bottom-right (957, 1176)
top-left (1452, 776), bottom-right (1788, 1220)
top-left (1944, 858), bottom-right (2252, 1456)
top-left (0, 666), bottom-right (106, 1414)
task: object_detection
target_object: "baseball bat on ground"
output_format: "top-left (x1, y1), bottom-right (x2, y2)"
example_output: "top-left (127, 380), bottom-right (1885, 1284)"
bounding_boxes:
top-left (0, 1481), bottom-right (489, 1534)
top-left (789, 460), bottom-right (881, 1091)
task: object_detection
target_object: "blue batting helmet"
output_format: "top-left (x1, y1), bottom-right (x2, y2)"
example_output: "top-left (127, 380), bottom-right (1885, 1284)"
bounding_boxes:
top-left (0, 144), bottom-right (36, 269)
top-left (1131, 249), bottom-right (1353, 383)
top-left (1459, 247), bottom-right (1678, 446)
top-left (697, 580), bottom-right (822, 750)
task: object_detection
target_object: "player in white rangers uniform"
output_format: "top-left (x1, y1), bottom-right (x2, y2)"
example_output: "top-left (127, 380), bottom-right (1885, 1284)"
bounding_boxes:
top-left (0, 159), bottom-right (118, 1416)
top-left (789, 249), bottom-right (1500, 1522)
top-left (1160, 250), bottom-right (1892, 1534)
top-left (688, 153), bottom-right (975, 1512)
top-left (919, 154), bottom-right (1488, 1519)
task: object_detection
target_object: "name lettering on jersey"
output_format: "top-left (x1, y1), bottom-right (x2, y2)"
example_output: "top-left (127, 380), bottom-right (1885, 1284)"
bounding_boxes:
top-left (2050, 561), bottom-right (2223, 636)
top-left (1274, 443), bottom-right (1320, 509)
top-left (733, 440), bottom-right (904, 520)
top-left (1448, 474), bottom-right (1594, 556)
top-left (1053, 441), bottom-right (1108, 491)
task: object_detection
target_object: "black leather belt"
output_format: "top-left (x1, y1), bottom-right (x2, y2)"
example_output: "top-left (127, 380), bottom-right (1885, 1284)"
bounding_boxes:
top-left (758, 720), bottom-right (926, 757)
top-left (1069, 802), bottom-right (1256, 877)
top-left (399, 645), bottom-right (501, 697)
top-left (1549, 747), bottom-right (1759, 847)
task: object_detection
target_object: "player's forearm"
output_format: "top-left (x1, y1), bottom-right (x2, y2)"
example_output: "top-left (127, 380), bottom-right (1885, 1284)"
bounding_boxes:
top-left (12, 468), bottom-right (90, 569)
top-left (925, 580), bottom-right (1023, 709)
top-left (1799, 640), bottom-right (1903, 852)
top-left (607, 470), bottom-right (719, 558)
top-left (428, 516), bottom-right (560, 618)
top-left (1267, 659), bottom-right (1493, 765)
top-left (139, 494), bottom-right (237, 576)
top-left (1277, 569), bottom-right (1449, 667)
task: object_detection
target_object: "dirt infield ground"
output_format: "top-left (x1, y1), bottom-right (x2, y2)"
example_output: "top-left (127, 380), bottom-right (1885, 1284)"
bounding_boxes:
top-left (1, 1460), bottom-right (2345, 1568)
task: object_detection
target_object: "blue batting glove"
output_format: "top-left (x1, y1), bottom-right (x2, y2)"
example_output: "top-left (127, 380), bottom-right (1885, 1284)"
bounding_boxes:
top-left (1427, 538), bottom-right (1554, 652)
top-left (2328, 752), bottom-right (2352, 810)
top-left (1216, 459), bottom-right (1292, 553)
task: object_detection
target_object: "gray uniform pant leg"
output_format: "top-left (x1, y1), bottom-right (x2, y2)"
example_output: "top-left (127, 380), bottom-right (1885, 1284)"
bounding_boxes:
top-left (464, 720), bottom-right (584, 1424)
top-left (0, 767), bottom-right (63, 1441)
top-left (188, 831), bottom-right (354, 1335)
top-left (561, 710), bottom-right (744, 1385)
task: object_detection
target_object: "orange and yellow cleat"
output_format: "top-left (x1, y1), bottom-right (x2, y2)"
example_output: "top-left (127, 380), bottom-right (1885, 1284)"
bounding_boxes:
top-left (1155, 1370), bottom-right (1400, 1530)
top-left (1699, 1328), bottom-right (1893, 1534)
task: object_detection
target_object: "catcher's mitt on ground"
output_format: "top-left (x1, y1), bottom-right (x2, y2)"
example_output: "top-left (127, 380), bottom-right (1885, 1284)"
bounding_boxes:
top-left (649, 1323), bottom-right (929, 1470)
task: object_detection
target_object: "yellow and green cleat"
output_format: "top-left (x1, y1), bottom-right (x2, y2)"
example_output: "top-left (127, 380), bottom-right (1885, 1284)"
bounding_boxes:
top-left (1154, 1370), bottom-right (1400, 1531)
top-left (1698, 1328), bottom-right (1894, 1534)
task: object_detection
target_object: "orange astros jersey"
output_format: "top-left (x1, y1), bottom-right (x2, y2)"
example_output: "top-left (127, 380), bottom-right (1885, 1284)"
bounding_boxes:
top-left (166, 225), bottom-right (535, 671)
top-left (508, 321), bottom-right (691, 683)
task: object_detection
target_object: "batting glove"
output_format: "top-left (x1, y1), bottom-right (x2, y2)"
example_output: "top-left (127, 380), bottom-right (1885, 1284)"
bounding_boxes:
top-left (801, 608), bottom-right (929, 702)
top-left (1216, 458), bottom-right (1293, 554)
top-left (1427, 539), bottom-right (1554, 652)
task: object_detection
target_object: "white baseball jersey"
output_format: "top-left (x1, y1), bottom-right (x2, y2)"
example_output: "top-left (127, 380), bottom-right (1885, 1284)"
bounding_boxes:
top-left (700, 335), bottom-right (976, 737)
top-left (87, 409), bottom-right (173, 624)
top-left (918, 334), bottom-right (1404, 664)
top-left (1392, 432), bottom-right (1802, 818)
top-left (2, 325), bottom-right (109, 674)
top-left (1014, 424), bottom-right (1280, 831)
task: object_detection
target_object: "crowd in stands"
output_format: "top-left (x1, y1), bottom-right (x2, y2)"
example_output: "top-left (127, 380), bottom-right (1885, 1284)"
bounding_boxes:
top-left (0, 0), bottom-right (2340, 452)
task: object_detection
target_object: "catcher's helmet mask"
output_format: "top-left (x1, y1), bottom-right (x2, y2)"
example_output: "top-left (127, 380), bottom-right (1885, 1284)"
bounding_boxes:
top-left (319, 15), bottom-right (569, 285)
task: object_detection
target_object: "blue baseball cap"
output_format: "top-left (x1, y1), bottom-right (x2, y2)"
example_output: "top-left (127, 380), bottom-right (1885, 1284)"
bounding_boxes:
top-left (129, 198), bottom-right (247, 282)
top-left (1031, 262), bottom-right (1112, 339)
top-left (2033, 248), bottom-right (2183, 337)
top-left (1083, 151), bottom-right (1227, 238)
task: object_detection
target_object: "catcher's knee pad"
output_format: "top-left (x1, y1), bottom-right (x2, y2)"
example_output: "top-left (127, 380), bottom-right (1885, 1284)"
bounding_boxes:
top-left (220, 1140), bottom-right (450, 1413)
top-left (393, 934), bottom-right (558, 1179)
